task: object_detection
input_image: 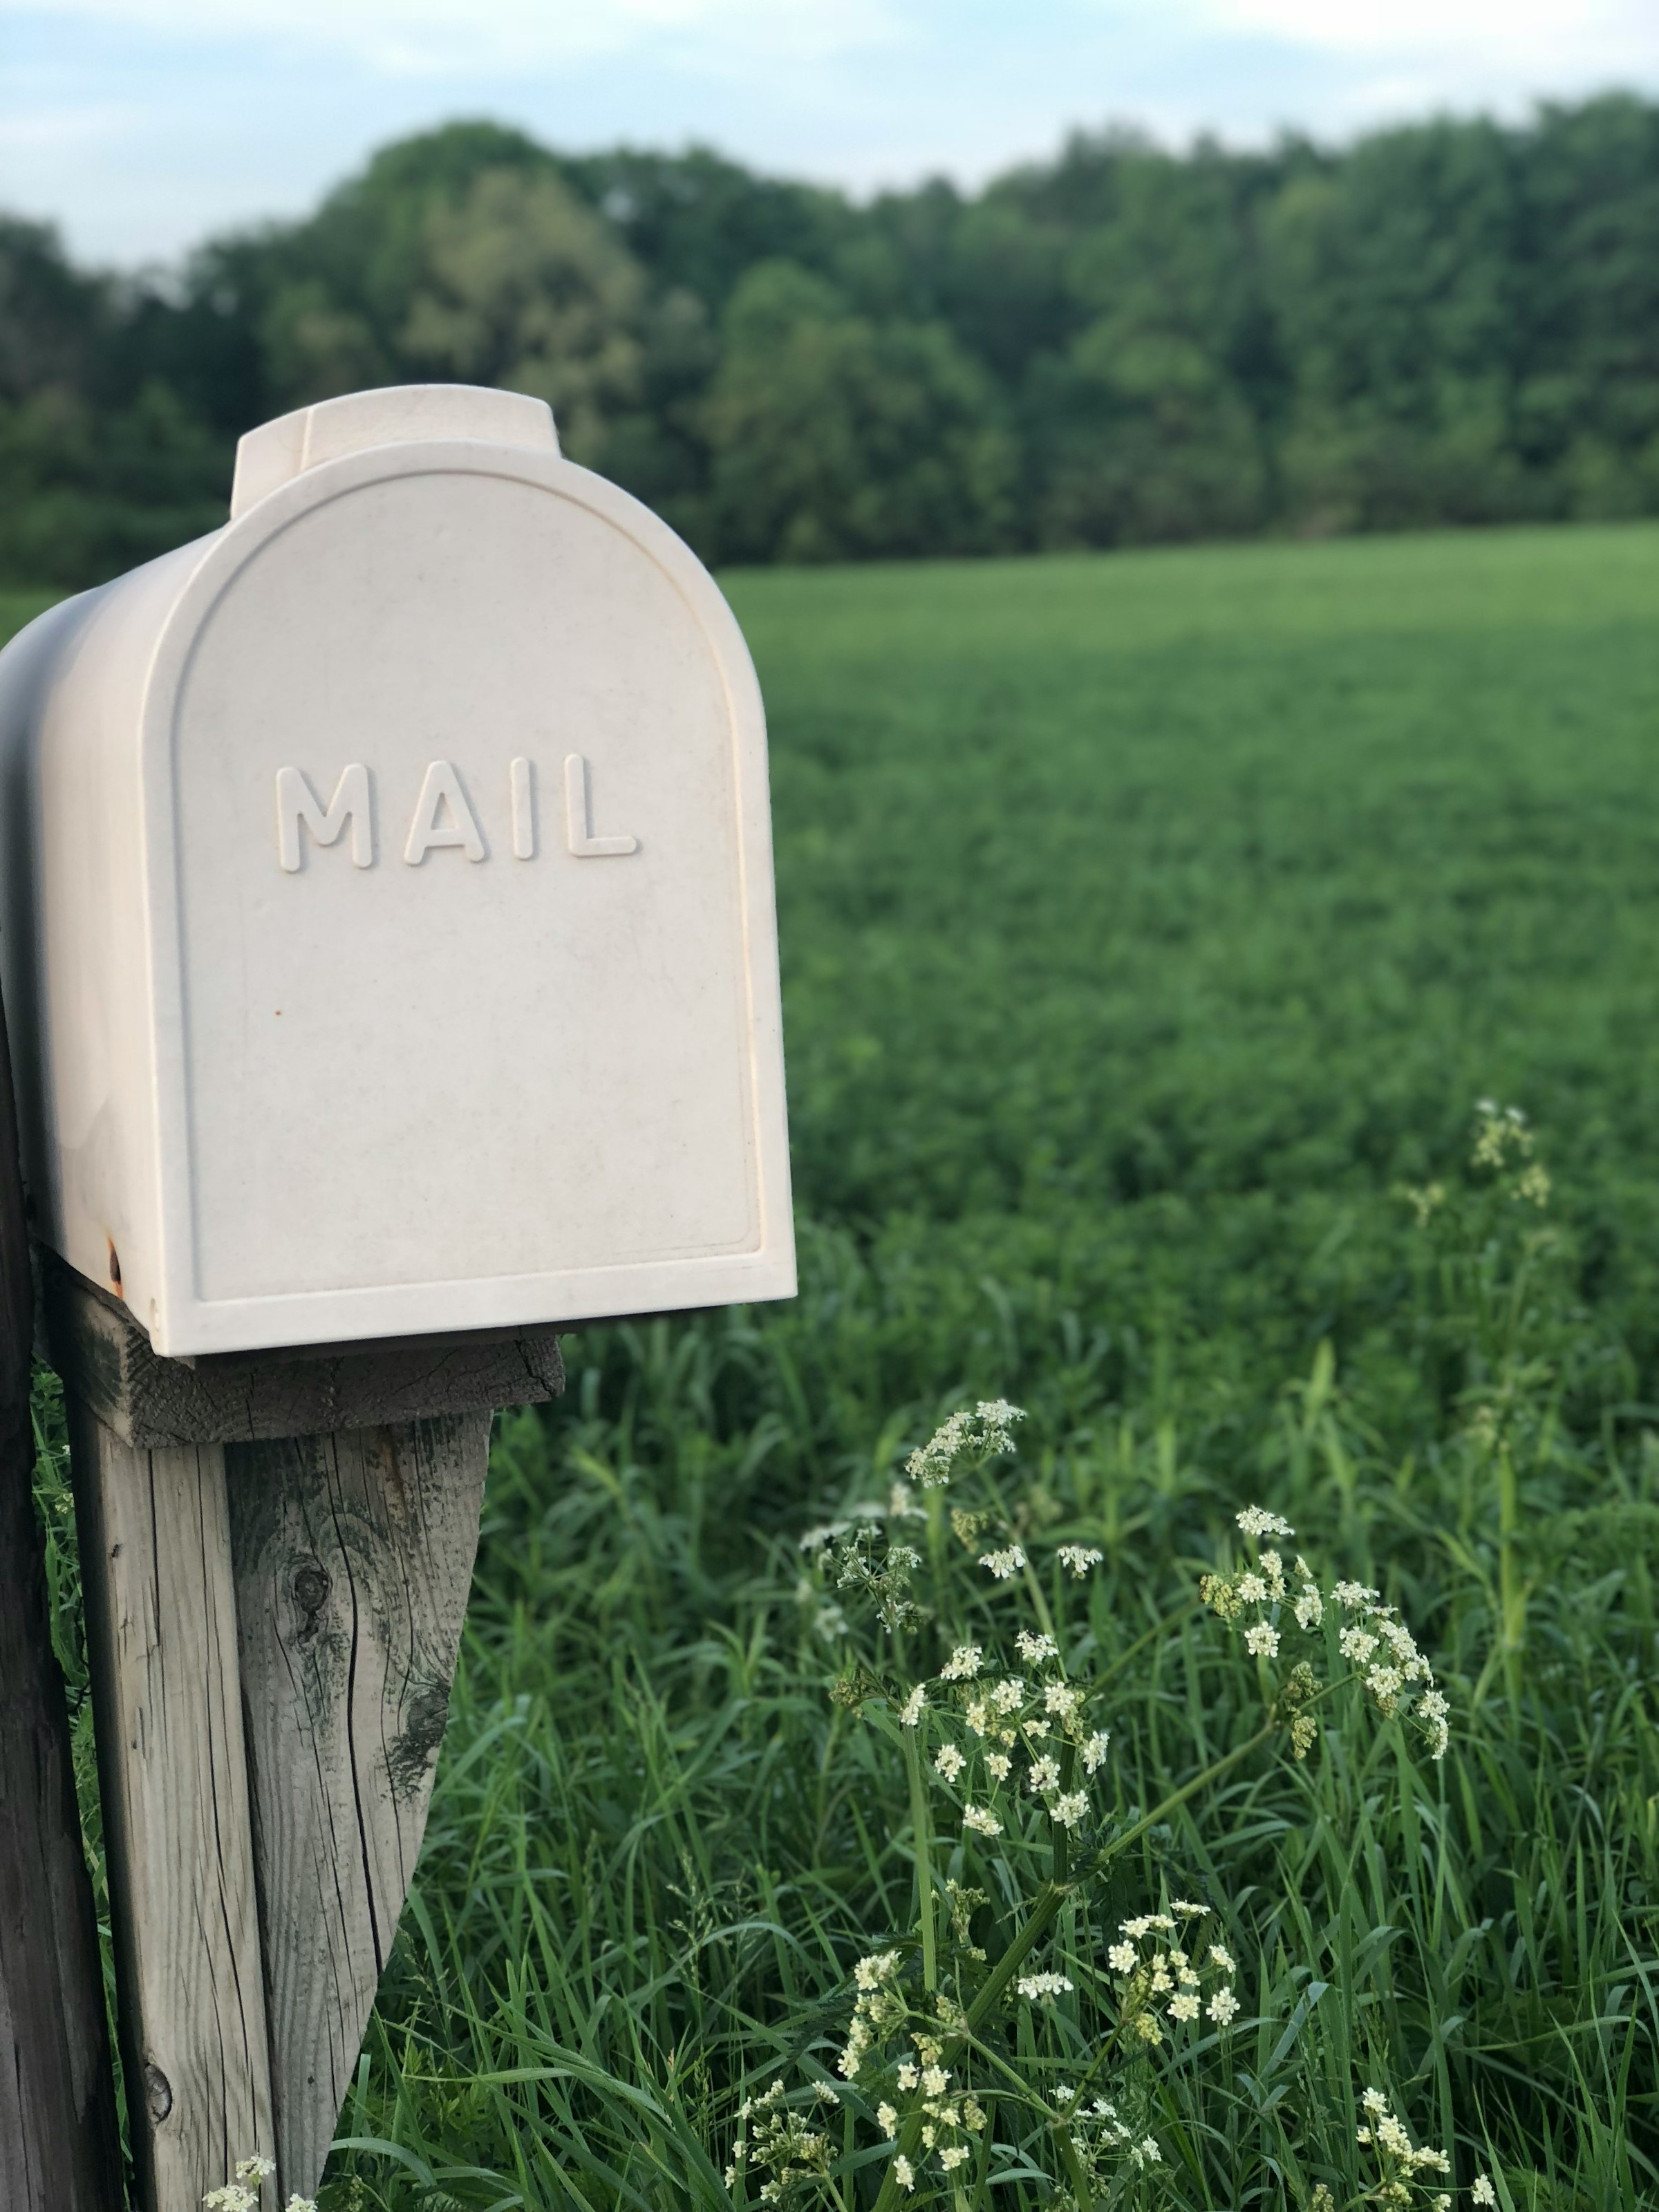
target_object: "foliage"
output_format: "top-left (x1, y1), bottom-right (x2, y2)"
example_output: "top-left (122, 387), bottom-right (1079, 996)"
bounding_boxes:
top-left (11, 525), bottom-right (1659, 2204)
top-left (8, 97), bottom-right (1659, 581)
top-left (704, 261), bottom-right (1017, 562)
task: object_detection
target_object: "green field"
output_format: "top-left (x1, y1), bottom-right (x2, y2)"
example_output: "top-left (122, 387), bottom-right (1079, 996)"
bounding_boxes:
top-left (12, 523), bottom-right (1659, 2208)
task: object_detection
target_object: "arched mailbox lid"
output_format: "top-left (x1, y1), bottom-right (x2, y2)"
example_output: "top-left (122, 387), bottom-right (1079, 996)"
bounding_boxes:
top-left (0, 384), bottom-right (795, 1356)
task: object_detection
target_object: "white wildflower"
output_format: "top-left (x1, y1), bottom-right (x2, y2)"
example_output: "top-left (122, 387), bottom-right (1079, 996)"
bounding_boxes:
top-left (906, 1401), bottom-right (1025, 1488)
top-left (854, 1949), bottom-right (899, 1990)
top-left (1237, 1572), bottom-right (1269, 1604)
top-left (906, 1412), bottom-right (973, 1488)
top-left (204, 2157), bottom-right (278, 2212)
top-left (1340, 1627), bottom-right (1379, 1664)
top-left (1168, 1991), bottom-right (1200, 2022)
top-left (1333, 1580), bottom-right (1378, 1609)
top-left (985, 1750), bottom-right (1011, 1779)
top-left (1082, 1729), bottom-right (1111, 1772)
top-left (1472, 2179), bottom-right (1497, 2206)
top-left (934, 1743), bottom-right (965, 1782)
top-left (940, 2144), bottom-right (969, 2172)
top-left (1051, 1791), bottom-right (1087, 1828)
top-left (1417, 1687), bottom-right (1451, 1759)
top-left (964, 1698), bottom-right (990, 1736)
top-left (896, 2063), bottom-right (919, 2090)
top-left (1056, 1544), bottom-right (1104, 1577)
top-left (1017, 1971), bottom-right (1074, 2002)
top-left (991, 1678), bottom-right (1024, 1713)
top-left (1107, 1940), bottom-right (1136, 1971)
top-left (940, 1643), bottom-right (983, 1680)
top-left (1015, 1629), bottom-right (1058, 1662)
top-left (897, 1684), bottom-right (926, 1726)
top-left (1207, 1987), bottom-right (1240, 2025)
top-left (1028, 1755), bottom-right (1061, 1793)
top-left (975, 1398), bottom-right (1026, 1447)
top-left (893, 2153), bottom-right (915, 2190)
top-left (1236, 1506), bottom-right (1294, 1539)
top-left (1244, 1622), bottom-right (1280, 1658)
top-left (1208, 1943), bottom-right (1235, 1971)
top-left (1294, 1585), bottom-right (1324, 1629)
top-left (962, 1804), bottom-right (1003, 1836)
top-left (921, 2064), bottom-right (949, 2096)
top-left (877, 2102), bottom-right (898, 2138)
top-left (1044, 1682), bottom-right (1083, 1719)
top-left (979, 1545), bottom-right (1027, 1580)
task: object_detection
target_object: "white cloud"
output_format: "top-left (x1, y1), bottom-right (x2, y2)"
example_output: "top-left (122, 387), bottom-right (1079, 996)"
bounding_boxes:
top-left (0, 0), bottom-right (904, 71)
top-left (1203, 0), bottom-right (1658, 71)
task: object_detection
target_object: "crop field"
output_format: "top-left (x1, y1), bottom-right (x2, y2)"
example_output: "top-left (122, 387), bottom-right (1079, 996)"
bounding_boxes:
top-left (11, 521), bottom-right (1659, 2209)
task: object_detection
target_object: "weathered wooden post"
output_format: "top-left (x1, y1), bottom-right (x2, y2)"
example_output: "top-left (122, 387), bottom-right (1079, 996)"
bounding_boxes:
top-left (0, 382), bottom-right (795, 2209)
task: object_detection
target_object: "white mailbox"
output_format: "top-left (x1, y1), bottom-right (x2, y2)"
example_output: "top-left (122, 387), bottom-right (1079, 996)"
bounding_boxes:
top-left (0, 384), bottom-right (794, 1356)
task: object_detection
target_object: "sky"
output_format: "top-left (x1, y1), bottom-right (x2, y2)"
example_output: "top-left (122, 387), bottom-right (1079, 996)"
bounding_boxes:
top-left (5, 0), bottom-right (1659, 269)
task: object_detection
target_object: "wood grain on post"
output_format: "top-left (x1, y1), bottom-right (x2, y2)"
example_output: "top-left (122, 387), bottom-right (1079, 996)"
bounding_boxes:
top-left (69, 1409), bottom-right (275, 2212)
top-left (0, 991), bottom-right (123, 2212)
top-left (228, 1415), bottom-right (491, 2201)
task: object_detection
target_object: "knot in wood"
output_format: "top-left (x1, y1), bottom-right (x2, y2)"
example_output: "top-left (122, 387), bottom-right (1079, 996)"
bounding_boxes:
top-left (143, 2061), bottom-right (173, 2121)
top-left (292, 1559), bottom-right (330, 1618)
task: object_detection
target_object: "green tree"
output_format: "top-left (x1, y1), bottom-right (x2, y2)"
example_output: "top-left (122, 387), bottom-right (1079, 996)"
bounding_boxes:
top-left (704, 261), bottom-right (1016, 563)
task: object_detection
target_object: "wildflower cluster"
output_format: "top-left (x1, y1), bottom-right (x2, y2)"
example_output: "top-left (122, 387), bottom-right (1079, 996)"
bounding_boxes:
top-left (807, 1521), bottom-right (926, 1631)
top-left (910, 1635), bottom-right (1105, 1844)
top-left (1472, 1098), bottom-right (1550, 1207)
top-left (1053, 2084), bottom-right (1165, 2206)
top-left (838, 1945), bottom-right (910, 2083)
top-left (838, 1958), bottom-right (988, 2192)
top-left (1105, 1902), bottom-right (1241, 2043)
top-left (786, 1395), bottom-right (1468, 2208)
top-left (202, 2155), bottom-right (315, 2212)
top-left (1352, 2086), bottom-right (1457, 2209)
top-left (724, 2079), bottom-right (836, 2202)
top-left (1201, 1507), bottom-right (1451, 1762)
top-left (906, 1399), bottom-right (1026, 1488)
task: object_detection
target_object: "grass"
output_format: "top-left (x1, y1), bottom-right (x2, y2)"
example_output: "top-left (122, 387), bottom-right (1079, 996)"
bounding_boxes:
top-left (9, 522), bottom-right (1659, 2207)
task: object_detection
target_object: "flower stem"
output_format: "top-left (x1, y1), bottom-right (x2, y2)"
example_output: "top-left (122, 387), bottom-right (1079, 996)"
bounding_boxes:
top-left (903, 1725), bottom-right (937, 1993)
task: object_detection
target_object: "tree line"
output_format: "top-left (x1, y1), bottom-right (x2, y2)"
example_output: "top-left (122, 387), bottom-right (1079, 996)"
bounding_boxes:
top-left (3, 93), bottom-right (1658, 587)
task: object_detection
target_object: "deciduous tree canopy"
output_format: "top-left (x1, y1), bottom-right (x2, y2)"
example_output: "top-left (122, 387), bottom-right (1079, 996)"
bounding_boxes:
top-left (5, 96), bottom-right (1659, 585)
